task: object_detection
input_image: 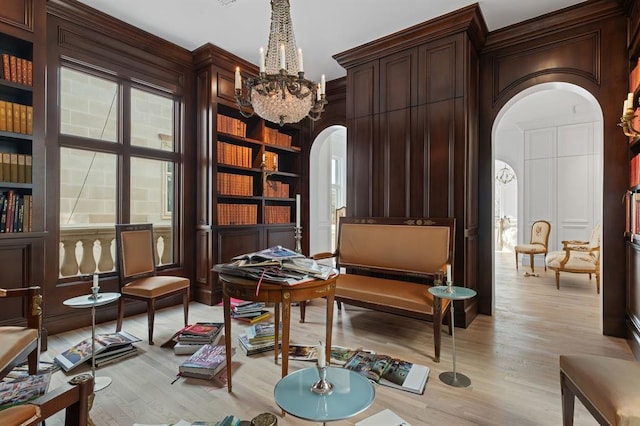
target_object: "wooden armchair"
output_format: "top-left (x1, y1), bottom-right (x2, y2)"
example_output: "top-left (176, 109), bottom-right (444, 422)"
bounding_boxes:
top-left (2, 374), bottom-right (94, 426)
top-left (0, 286), bottom-right (41, 380)
top-left (546, 225), bottom-right (600, 293)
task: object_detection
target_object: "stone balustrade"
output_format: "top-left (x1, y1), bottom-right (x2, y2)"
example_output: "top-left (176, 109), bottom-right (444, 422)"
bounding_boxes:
top-left (59, 224), bottom-right (172, 277)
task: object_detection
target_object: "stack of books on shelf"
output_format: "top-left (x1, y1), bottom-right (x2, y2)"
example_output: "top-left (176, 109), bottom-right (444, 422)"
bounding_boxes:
top-left (263, 180), bottom-right (289, 198)
top-left (54, 331), bottom-right (141, 372)
top-left (178, 343), bottom-right (233, 380)
top-left (216, 172), bottom-right (253, 196)
top-left (1, 53), bottom-right (33, 86)
top-left (231, 301), bottom-right (270, 324)
top-left (263, 127), bottom-right (292, 147)
top-left (263, 205), bottom-right (291, 224)
top-left (263, 151), bottom-right (278, 170)
top-left (217, 115), bottom-right (246, 137)
top-left (1, 190), bottom-right (32, 233)
top-left (1, 153), bottom-right (33, 183)
top-left (0, 101), bottom-right (33, 135)
top-left (217, 203), bottom-right (257, 225)
top-left (172, 322), bottom-right (224, 355)
top-left (217, 141), bottom-right (252, 168)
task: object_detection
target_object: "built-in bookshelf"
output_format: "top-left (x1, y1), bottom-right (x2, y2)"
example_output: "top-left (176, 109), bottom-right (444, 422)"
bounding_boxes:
top-left (0, 31), bottom-right (34, 234)
top-left (194, 47), bottom-right (303, 304)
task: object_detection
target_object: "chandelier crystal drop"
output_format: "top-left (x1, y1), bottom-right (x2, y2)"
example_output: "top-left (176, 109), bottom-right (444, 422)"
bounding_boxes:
top-left (234, 0), bottom-right (327, 126)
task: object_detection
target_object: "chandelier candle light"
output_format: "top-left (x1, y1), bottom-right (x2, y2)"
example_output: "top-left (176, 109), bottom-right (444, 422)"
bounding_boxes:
top-left (234, 0), bottom-right (327, 126)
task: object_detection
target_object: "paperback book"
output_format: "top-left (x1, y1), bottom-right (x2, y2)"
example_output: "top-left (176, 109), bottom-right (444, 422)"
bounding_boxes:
top-left (343, 351), bottom-right (430, 394)
top-left (232, 310), bottom-right (271, 324)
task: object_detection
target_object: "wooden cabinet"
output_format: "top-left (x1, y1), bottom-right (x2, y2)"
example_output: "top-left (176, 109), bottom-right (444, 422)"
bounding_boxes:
top-left (193, 44), bottom-right (301, 305)
top-left (0, 0), bottom-right (45, 339)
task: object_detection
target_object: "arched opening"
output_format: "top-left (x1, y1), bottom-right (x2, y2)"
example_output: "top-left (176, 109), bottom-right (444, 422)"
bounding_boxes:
top-left (492, 82), bottom-right (604, 321)
top-left (309, 125), bottom-right (347, 255)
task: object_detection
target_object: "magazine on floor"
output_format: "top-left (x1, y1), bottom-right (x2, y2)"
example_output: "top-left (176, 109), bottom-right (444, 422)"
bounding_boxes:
top-left (343, 351), bottom-right (429, 394)
top-left (54, 331), bottom-right (141, 372)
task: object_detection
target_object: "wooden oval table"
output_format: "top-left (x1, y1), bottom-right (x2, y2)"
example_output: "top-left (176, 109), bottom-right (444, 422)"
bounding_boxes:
top-left (219, 273), bottom-right (337, 392)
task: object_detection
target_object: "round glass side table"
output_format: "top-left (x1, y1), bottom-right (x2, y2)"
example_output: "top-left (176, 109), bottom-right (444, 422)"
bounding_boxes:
top-left (63, 292), bottom-right (121, 391)
top-left (428, 285), bottom-right (477, 388)
top-left (274, 366), bottom-right (375, 425)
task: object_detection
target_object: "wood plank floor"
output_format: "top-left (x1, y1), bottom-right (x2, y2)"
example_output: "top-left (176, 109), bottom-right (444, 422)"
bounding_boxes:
top-left (41, 251), bottom-right (633, 425)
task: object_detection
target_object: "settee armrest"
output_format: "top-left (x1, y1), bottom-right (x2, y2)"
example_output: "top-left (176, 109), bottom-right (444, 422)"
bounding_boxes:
top-left (311, 252), bottom-right (336, 260)
top-left (0, 286), bottom-right (42, 331)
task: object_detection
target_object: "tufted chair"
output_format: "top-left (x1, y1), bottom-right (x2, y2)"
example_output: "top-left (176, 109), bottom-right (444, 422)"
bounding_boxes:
top-left (115, 223), bottom-right (190, 345)
top-left (546, 225), bottom-right (601, 293)
top-left (0, 286), bottom-right (41, 381)
top-left (514, 220), bottom-right (551, 273)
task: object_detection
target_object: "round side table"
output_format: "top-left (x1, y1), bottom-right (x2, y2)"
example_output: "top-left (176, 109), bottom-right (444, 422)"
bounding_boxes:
top-left (63, 292), bottom-right (121, 391)
top-left (428, 285), bottom-right (476, 388)
top-left (274, 366), bottom-right (375, 425)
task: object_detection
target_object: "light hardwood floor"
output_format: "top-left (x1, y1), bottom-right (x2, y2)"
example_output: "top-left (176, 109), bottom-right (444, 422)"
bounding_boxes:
top-left (41, 251), bottom-right (633, 425)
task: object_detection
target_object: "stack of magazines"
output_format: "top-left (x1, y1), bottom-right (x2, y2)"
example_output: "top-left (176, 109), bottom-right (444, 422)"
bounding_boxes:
top-left (54, 330), bottom-right (141, 371)
top-left (172, 322), bottom-right (224, 355)
top-left (213, 246), bottom-right (336, 285)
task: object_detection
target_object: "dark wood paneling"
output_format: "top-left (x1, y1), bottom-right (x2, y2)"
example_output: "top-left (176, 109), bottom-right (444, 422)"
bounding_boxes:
top-left (418, 36), bottom-right (462, 104)
top-left (380, 107), bottom-right (412, 216)
top-left (265, 226), bottom-right (296, 248)
top-left (348, 115), bottom-right (376, 217)
top-left (380, 48), bottom-right (417, 111)
top-left (628, 242), bottom-right (640, 358)
top-left (0, 0), bottom-right (33, 34)
top-left (348, 62), bottom-right (379, 119)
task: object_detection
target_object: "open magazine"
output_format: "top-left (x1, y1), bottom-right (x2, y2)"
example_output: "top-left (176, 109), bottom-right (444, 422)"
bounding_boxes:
top-left (279, 344), bottom-right (373, 365)
top-left (343, 351), bottom-right (430, 394)
top-left (232, 245), bottom-right (304, 262)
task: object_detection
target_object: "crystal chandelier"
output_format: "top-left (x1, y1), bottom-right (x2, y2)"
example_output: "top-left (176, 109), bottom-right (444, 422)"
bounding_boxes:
top-left (234, 0), bottom-right (327, 126)
top-left (496, 164), bottom-right (516, 185)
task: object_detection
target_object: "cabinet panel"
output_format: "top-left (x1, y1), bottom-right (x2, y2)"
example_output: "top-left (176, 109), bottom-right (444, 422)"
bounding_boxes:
top-left (347, 62), bottom-right (378, 119)
top-left (380, 107), bottom-right (412, 216)
top-left (627, 243), bottom-right (640, 347)
top-left (0, 0), bottom-right (34, 34)
top-left (0, 236), bottom-right (42, 325)
top-left (417, 36), bottom-right (461, 105)
top-left (380, 48), bottom-right (416, 112)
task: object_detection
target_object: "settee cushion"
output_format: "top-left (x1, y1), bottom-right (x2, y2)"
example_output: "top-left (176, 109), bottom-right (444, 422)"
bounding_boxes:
top-left (0, 327), bottom-right (38, 374)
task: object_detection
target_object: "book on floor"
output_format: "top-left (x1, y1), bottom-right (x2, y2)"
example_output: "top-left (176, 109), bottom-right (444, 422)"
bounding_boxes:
top-left (178, 344), bottom-right (233, 380)
top-left (355, 409), bottom-right (411, 426)
top-left (0, 371), bottom-right (52, 409)
top-left (343, 351), bottom-right (429, 394)
top-left (173, 332), bottom-right (223, 355)
top-left (163, 322), bottom-right (224, 348)
top-left (95, 345), bottom-right (139, 368)
top-left (238, 334), bottom-right (276, 356)
top-left (231, 310), bottom-right (271, 324)
top-left (278, 344), bottom-right (374, 364)
top-left (54, 331), bottom-right (142, 372)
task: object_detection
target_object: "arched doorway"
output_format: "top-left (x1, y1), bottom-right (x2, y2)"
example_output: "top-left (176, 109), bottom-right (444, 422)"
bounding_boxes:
top-left (492, 82), bottom-right (604, 318)
top-left (309, 125), bottom-right (347, 255)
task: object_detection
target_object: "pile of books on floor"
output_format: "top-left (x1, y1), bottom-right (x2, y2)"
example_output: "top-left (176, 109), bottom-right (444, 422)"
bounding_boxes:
top-left (177, 343), bottom-right (234, 381)
top-left (171, 322), bottom-right (224, 355)
top-left (231, 301), bottom-right (270, 324)
top-left (54, 330), bottom-right (141, 372)
top-left (237, 322), bottom-right (281, 356)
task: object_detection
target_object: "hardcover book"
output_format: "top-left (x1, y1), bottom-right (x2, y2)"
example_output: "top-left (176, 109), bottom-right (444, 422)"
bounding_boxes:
top-left (54, 331), bottom-right (141, 372)
top-left (343, 351), bottom-right (430, 394)
top-left (179, 344), bottom-right (232, 379)
top-left (238, 334), bottom-right (275, 356)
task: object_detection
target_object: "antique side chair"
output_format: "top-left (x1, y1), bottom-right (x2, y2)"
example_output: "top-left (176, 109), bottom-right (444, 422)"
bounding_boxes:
top-left (514, 220), bottom-right (551, 273)
top-left (115, 223), bottom-right (190, 345)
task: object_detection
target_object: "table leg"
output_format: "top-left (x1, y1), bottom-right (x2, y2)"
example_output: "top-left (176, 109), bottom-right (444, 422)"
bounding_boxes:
top-left (91, 304), bottom-right (112, 392)
top-left (223, 294), bottom-right (233, 392)
top-left (274, 303), bottom-right (280, 365)
top-left (281, 293), bottom-right (291, 378)
top-left (439, 301), bottom-right (471, 387)
top-left (325, 289), bottom-right (334, 364)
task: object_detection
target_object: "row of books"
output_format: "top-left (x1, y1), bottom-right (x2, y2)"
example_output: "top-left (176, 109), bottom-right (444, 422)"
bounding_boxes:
top-left (263, 205), bottom-right (291, 224)
top-left (1, 191), bottom-right (32, 233)
top-left (632, 153), bottom-right (640, 188)
top-left (626, 191), bottom-right (640, 238)
top-left (0, 101), bottom-right (33, 135)
top-left (1, 53), bottom-right (33, 86)
top-left (217, 114), bottom-right (246, 138)
top-left (53, 331), bottom-right (141, 372)
top-left (263, 127), bottom-right (292, 147)
top-left (217, 203), bottom-right (257, 225)
top-left (1, 152), bottom-right (32, 183)
top-left (216, 172), bottom-right (253, 196)
top-left (263, 180), bottom-right (289, 198)
top-left (217, 141), bottom-right (252, 168)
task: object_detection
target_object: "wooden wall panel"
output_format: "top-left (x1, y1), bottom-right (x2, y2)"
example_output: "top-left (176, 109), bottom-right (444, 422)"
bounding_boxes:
top-left (380, 107), bottom-right (412, 216)
top-left (348, 115), bottom-right (376, 217)
top-left (418, 37), bottom-right (461, 104)
top-left (380, 48), bottom-right (416, 111)
top-left (0, 0), bottom-right (33, 34)
top-left (348, 62), bottom-right (379, 119)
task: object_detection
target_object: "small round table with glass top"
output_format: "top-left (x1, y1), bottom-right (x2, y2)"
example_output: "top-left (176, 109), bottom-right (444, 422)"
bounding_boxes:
top-left (274, 366), bottom-right (375, 425)
top-left (428, 285), bottom-right (477, 388)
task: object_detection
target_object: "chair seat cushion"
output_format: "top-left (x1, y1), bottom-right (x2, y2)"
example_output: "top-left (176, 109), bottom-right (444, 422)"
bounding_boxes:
top-left (0, 326), bottom-right (38, 373)
top-left (122, 276), bottom-right (189, 298)
top-left (0, 404), bottom-right (40, 425)
top-left (560, 354), bottom-right (640, 425)
top-left (515, 243), bottom-right (546, 254)
top-left (546, 250), bottom-right (596, 271)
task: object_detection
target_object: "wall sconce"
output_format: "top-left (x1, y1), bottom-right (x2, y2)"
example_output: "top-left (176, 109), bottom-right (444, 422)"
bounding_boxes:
top-left (619, 92), bottom-right (640, 142)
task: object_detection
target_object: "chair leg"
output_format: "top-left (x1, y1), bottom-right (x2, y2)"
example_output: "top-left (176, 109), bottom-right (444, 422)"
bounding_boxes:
top-left (299, 301), bottom-right (306, 323)
top-left (515, 252), bottom-right (519, 270)
top-left (560, 372), bottom-right (575, 426)
top-left (182, 289), bottom-right (189, 327)
top-left (596, 273), bottom-right (600, 294)
top-left (116, 298), bottom-right (125, 332)
top-left (529, 254), bottom-right (535, 273)
top-left (555, 271), bottom-right (561, 290)
top-left (147, 299), bottom-right (156, 345)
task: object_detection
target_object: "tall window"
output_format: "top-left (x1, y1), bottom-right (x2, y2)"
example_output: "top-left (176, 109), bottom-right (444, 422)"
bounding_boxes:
top-left (58, 65), bottom-right (179, 278)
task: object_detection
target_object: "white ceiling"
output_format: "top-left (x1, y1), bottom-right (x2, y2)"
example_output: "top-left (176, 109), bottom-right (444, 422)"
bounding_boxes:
top-left (77, 0), bottom-right (589, 81)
